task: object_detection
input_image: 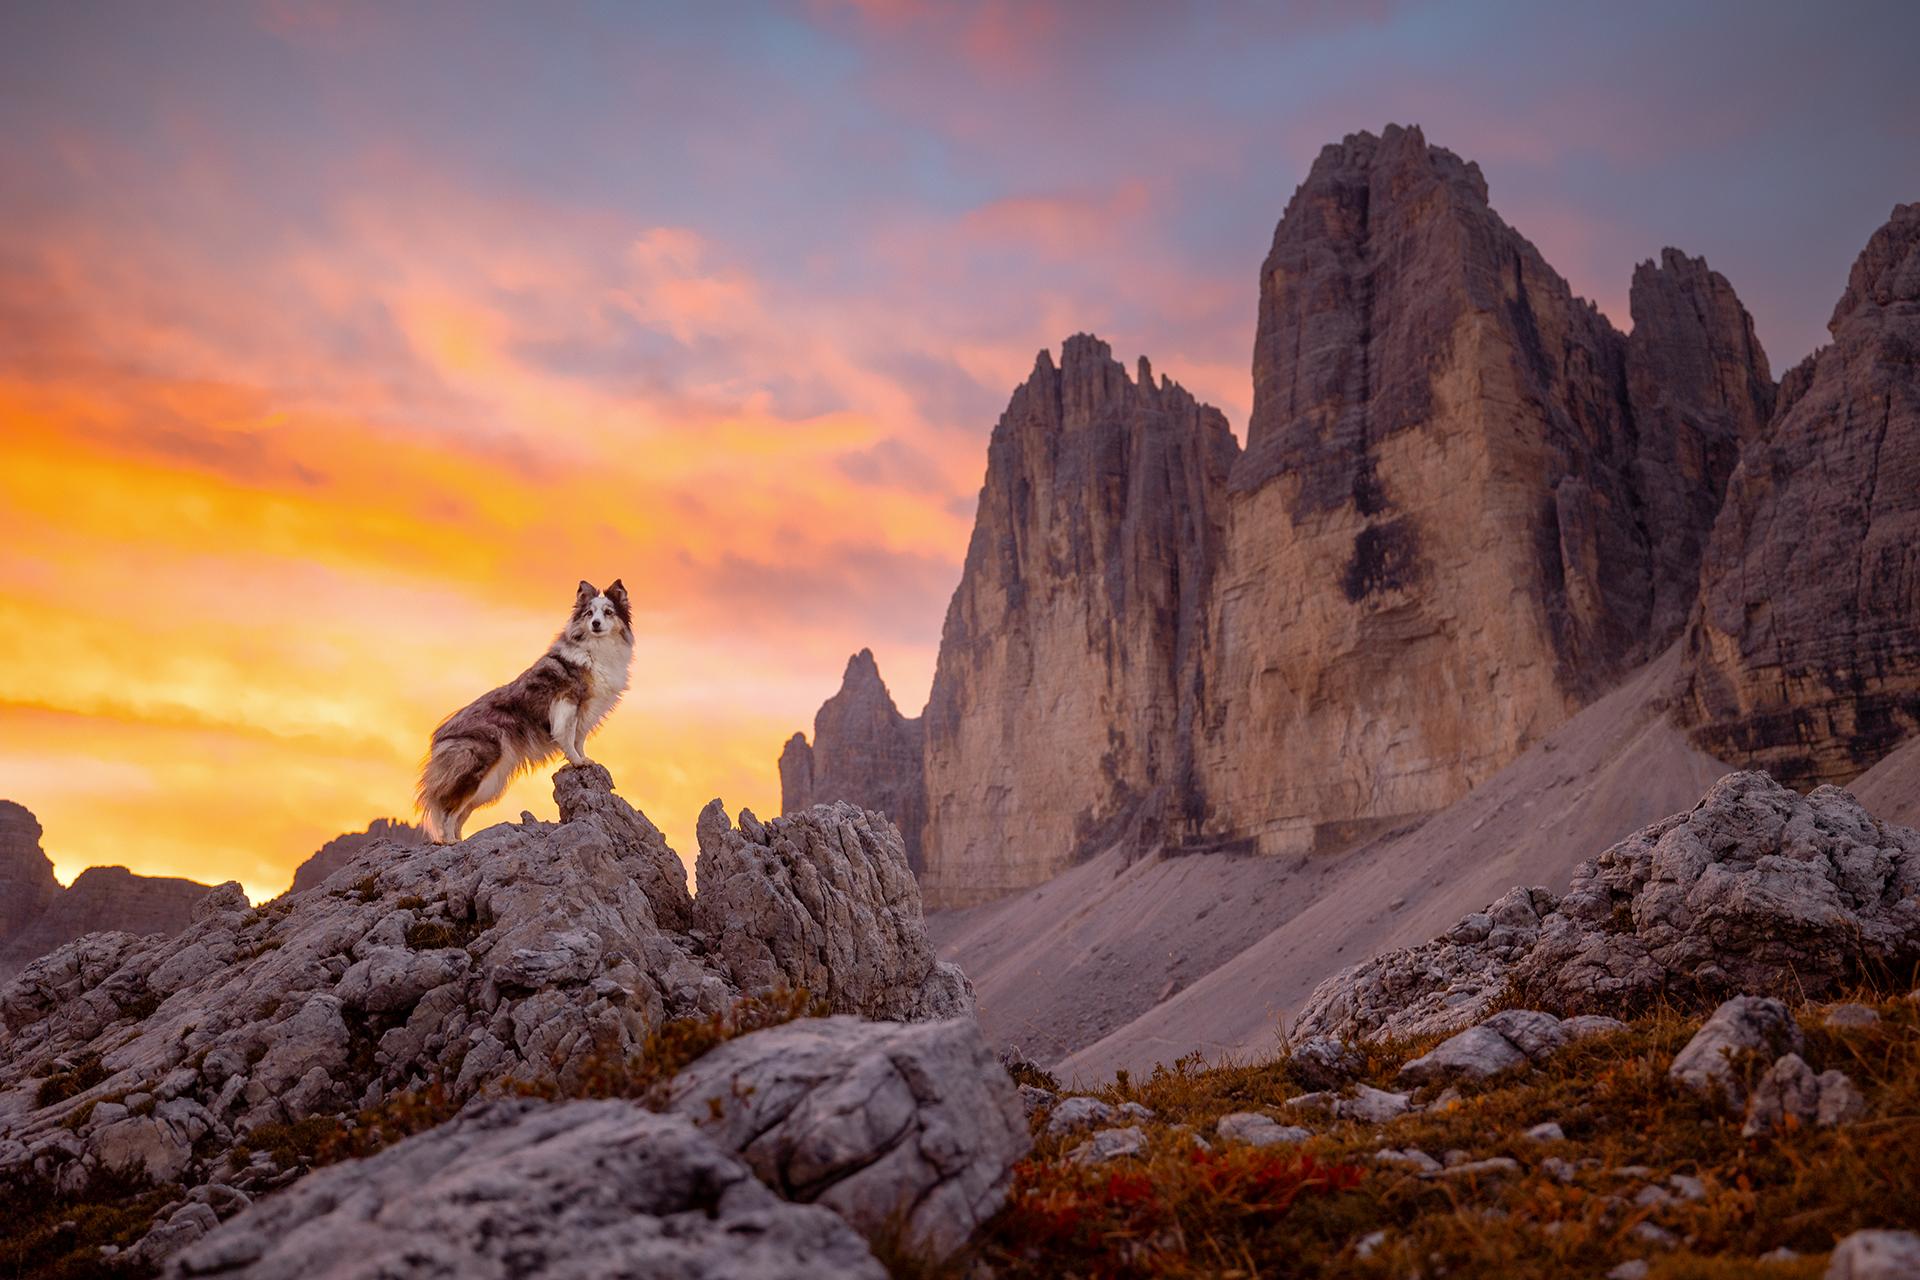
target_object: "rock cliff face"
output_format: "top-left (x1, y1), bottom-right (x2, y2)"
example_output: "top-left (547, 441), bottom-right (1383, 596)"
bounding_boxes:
top-left (0, 802), bottom-right (58, 944)
top-left (779, 650), bottom-right (927, 871)
top-left (917, 335), bottom-right (1239, 905)
top-left (1678, 203), bottom-right (1920, 788)
top-left (287, 818), bottom-right (425, 897)
top-left (0, 800), bottom-right (215, 981)
top-left (1188, 125), bottom-right (1770, 855)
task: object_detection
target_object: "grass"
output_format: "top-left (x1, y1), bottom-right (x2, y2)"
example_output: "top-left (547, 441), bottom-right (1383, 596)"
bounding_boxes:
top-left (0, 1163), bottom-right (167, 1280)
top-left (34, 1054), bottom-right (107, 1109)
top-left (963, 992), bottom-right (1920, 1279)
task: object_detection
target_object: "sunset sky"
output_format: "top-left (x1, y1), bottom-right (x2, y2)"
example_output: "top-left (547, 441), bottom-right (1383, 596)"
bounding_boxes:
top-left (3, 2), bottom-right (1916, 900)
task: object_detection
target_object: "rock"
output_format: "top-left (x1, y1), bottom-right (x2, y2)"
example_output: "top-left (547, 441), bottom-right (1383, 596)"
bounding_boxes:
top-left (1824, 1003), bottom-right (1882, 1030)
top-left (285, 819), bottom-right (425, 898)
top-left (1398, 1025), bottom-right (1529, 1084)
top-left (1296, 774), bottom-right (1920, 1042)
top-left (1432, 1156), bottom-right (1521, 1180)
top-left (1826, 1230), bottom-right (1920, 1279)
top-left (1679, 204), bottom-right (1920, 790)
top-left (0, 766), bottom-right (959, 1254)
top-left (1288, 1035), bottom-right (1364, 1089)
top-left (917, 335), bottom-right (1239, 905)
top-left (1374, 1148), bottom-right (1442, 1173)
top-left (1541, 1156), bottom-right (1577, 1183)
top-left (1191, 126), bottom-right (1769, 860)
top-left (661, 1015), bottom-right (1027, 1258)
top-left (166, 1099), bottom-right (885, 1279)
top-left (1670, 997), bottom-right (1806, 1106)
top-left (1017, 1084), bottom-right (1057, 1119)
top-left (1283, 1090), bottom-right (1337, 1114)
top-left (1215, 1112), bottom-right (1311, 1147)
top-left (1608, 1259), bottom-right (1652, 1279)
top-left (0, 799), bottom-right (219, 981)
top-left (780, 652), bottom-right (928, 874)
top-left (1044, 1095), bottom-right (1117, 1139)
top-left (1524, 1122), bottom-right (1566, 1142)
top-left (1355, 1229), bottom-right (1389, 1259)
top-left (693, 800), bottom-right (969, 1020)
top-left (1068, 1126), bottom-right (1147, 1166)
top-left (1338, 1084), bottom-right (1412, 1123)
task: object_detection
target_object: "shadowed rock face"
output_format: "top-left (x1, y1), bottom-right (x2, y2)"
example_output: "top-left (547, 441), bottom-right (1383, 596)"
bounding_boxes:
top-left (0, 800), bottom-right (215, 981)
top-left (779, 650), bottom-right (927, 871)
top-left (1189, 125), bottom-right (1771, 856)
top-left (1678, 203), bottom-right (1920, 788)
top-left (287, 818), bottom-right (425, 897)
top-left (917, 335), bottom-right (1239, 905)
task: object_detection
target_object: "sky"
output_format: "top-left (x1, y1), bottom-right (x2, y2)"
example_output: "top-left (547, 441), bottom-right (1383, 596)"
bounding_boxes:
top-left (2, 1), bottom-right (1915, 900)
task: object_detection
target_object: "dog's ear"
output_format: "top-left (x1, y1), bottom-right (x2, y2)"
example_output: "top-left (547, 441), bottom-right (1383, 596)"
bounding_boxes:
top-left (575, 579), bottom-right (597, 603)
top-left (606, 579), bottom-right (631, 623)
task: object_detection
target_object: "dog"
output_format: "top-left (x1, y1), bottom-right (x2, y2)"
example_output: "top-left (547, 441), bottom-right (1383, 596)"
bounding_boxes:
top-left (416, 579), bottom-right (634, 843)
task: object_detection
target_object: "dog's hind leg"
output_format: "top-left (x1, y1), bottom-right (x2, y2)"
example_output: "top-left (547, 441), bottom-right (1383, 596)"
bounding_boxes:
top-left (450, 752), bottom-right (517, 842)
top-left (549, 700), bottom-right (590, 767)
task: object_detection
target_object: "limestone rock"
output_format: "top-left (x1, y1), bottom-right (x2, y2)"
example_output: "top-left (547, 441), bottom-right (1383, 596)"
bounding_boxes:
top-left (1741, 1053), bottom-right (1866, 1137)
top-left (0, 798), bottom-right (218, 981)
top-left (1826, 1230), bottom-right (1920, 1279)
top-left (1295, 773), bottom-right (1920, 1041)
top-left (1190, 125), bottom-right (1770, 858)
top-left (1398, 1025), bottom-right (1528, 1085)
top-left (1068, 1126), bottom-right (1147, 1165)
top-left (1338, 1084), bottom-right (1413, 1124)
top-left (661, 1015), bottom-right (1028, 1258)
top-left (693, 799), bottom-right (969, 1020)
top-left (1045, 1095), bottom-right (1116, 1138)
top-left (779, 651), bottom-right (928, 873)
top-left (166, 1099), bottom-right (885, 1279)
top-left (1679, 204), bottom-right (1920, 787)
top-left (1215, 1112), bottom-right (1310, 1147)
top-left (0, 766), bottom-right (956, 1238)
top-left (285, 818), bottom-right (424, 898)
top-left (1669, 996), bottom-right (1805, 1106)
top-left (918, 334), bottom-right (1239, 904)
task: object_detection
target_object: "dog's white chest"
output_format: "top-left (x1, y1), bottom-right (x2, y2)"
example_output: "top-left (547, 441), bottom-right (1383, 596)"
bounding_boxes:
top-left (582, 643), bottom-right (631, 720)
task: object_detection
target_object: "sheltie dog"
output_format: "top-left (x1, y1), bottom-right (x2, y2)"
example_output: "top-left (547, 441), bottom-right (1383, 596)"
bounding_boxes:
top-left (416, 579), bottom-right (633, 843)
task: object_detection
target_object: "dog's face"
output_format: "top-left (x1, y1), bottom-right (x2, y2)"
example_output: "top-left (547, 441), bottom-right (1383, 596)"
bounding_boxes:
top-left (569, 579), bottom-right (633, 644)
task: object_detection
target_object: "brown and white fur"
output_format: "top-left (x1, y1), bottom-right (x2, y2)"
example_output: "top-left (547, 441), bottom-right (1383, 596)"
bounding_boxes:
top-left (417, 579), bottom-right (634, 843)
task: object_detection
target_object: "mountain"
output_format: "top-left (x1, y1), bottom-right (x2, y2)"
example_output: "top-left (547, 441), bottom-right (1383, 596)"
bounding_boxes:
top-left (1677, 203), bottom-right (1920, 787)
top-left (0, 799), bottom-right (216, 981)
top-left (287, 816), bottom-right (426, 896)
top-left (779, 649), bottom-right (927, 871)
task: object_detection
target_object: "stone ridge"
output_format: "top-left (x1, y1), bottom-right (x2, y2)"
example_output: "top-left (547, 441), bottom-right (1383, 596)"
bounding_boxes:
top-left (287, 818), bottom-right (426, 897)
top-left (0, 800), bottom-right (58, 946)
top-left (780, 648), bottom-right (928, 871)
top-left (1678, 202), bottom-right (1920, 787)
top-left (916, 333), bottom-right (1239, 904)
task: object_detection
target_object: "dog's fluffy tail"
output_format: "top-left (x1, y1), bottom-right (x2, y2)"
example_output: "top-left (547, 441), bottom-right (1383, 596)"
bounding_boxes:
top-left (417, 735), bottom-right (494, 843)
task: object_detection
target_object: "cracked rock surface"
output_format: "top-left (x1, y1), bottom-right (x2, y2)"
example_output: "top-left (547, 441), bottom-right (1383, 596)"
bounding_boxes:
top-left (1295, 774), bottom-right (1920, 1041)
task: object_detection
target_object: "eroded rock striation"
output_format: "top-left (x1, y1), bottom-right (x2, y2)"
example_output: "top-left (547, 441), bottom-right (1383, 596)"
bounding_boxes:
top-left (1678, 203), bottom-right (1920, 788)
top-left (779, 650), bottom-right (927, 872)
top-left (0, 765), bottom-right (961, 1220)
top-left (1190, 125), bottom-right (1771, 856)
top-left (918, 334), bottom-right (1239, 904)
top-left (168, 1099), bottom-right (887, 1280)
top-left (1293, 772), bottom-right (1920, 1042)
top-left (0, 799), bottom-right (217, 982)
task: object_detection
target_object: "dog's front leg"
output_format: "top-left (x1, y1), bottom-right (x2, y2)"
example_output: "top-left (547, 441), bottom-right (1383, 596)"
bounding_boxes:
top-left (550, 700), bottom-right (589, 766)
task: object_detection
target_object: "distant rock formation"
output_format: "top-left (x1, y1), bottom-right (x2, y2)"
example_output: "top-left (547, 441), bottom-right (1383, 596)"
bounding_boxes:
top-left (779, 649), bottom-right (927, 871)
top-left (287, 817), bottom-right (425, 896)
top-left (0, 800), bottom-right (215, 981)
top-left (918, 336), bottom-right (1238, 905)
top-left (1678, 203), bottom-right (1920, 787)
top-left (1190, 125), bottom-right (1770, 857)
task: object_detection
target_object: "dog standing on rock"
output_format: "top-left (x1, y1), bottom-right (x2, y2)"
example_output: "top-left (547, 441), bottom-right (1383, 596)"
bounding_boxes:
top-left (417, 579), bottom-right (634, 843)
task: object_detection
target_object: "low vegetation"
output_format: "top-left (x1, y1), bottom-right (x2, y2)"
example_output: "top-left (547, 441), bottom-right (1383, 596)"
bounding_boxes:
top-left (964, 992), bottom-right (1920, 1279)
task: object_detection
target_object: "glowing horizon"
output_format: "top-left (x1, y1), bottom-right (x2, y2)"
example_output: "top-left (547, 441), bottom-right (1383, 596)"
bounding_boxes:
top-left (4, 2), bottom-right (1915, 900)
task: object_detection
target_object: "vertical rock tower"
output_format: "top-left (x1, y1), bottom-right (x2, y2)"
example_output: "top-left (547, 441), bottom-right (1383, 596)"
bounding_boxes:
top-left (918, 336), bottom-right (1239, 905)
top-left (1188, 125), bottom-right (1771, 855)
top-left (780, 649), bottom-right (928, 871)
top-left (1678, 203), bottom-right (1920, 785)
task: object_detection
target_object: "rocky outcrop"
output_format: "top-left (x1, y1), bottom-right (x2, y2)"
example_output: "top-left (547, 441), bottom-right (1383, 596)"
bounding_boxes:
top-left (779, 650), bottom-right (927, 872)
top-left (1293, 772), bottom-right (1920, 1042)
top-left (1678, 203), bottom-right (1920, 788)
top-left (693, 799), bottom-right (971, 1021)
top-left (0, 801), bottom-right (58, 946)
top-left (168, 1099), bottom-right (887, 1280)
top-left (663, 1015), bottom-right (1028, 1257)
top-left (0, 766), bottom-right (958, 1213)
top-left (918, 334), bottom-right (1239, 904)
top-left (286, 818), bottom-right (424, 897)
top-left (0, 798), bottom-right (216, 980)
top-left (1189, 125), bottom-right (1770, 856)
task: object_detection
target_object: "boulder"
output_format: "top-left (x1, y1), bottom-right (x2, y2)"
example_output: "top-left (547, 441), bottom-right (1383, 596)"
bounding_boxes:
top-left (1296, 774), bottom-right (1920, 1042)
top-left (1068, 1126), bottom-right (1148, 1165)
top-left (166, 1099), bottom-right (884, 1279)
top-left (662, 1015), bottom-right (1027, 1258)
top-left (1669, 996), bottom-right (1806, 1106)
top-left (1742, 1054), bottom-right (1866, 1137)
top-left (1826, 1230), bottom-right (1920, 1279)
top-left (1216, 1112), bottom-right (1311, 1147)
